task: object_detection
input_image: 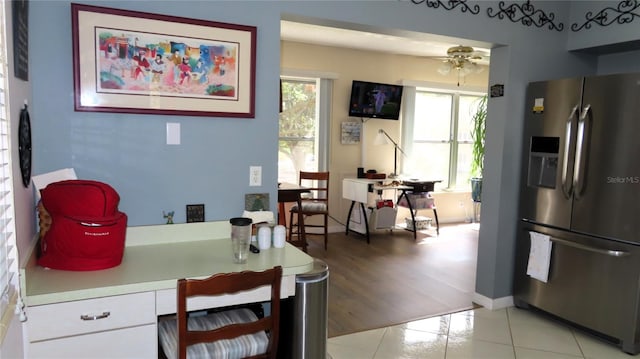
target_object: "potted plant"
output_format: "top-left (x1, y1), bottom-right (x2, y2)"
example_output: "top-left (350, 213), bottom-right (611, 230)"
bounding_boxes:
top-left (470, 95), bottom-right (487, 203)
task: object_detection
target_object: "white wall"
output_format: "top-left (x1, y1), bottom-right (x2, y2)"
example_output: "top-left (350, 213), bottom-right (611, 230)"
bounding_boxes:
top-left (568, 0), bottom-right (640, 52)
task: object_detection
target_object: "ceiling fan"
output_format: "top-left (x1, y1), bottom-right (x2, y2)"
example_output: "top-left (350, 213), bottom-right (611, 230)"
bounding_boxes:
top-left (432, 45), bottom-right (489, 85)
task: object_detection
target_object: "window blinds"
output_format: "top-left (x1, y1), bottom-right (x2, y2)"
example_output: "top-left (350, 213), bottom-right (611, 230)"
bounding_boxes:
top-left (0, 0), bottom-right (18, 322)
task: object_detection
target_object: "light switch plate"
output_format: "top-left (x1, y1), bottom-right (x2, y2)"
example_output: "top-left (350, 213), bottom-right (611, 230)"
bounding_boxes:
top-left (166, 122), bottom-right (180, 145)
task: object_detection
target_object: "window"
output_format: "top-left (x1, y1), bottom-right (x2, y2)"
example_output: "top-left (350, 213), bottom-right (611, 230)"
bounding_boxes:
top-left (278, 76), bottom-right (331, 184)
top-left (403, 87), bottom-right (485, 190)
top-left (0, 0), bottom-right (19, 329)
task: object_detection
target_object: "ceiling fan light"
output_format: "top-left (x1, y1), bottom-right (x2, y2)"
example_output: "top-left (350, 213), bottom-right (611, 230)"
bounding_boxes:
top-left (447, 45), bottom-right (474, 58)
top-left (460, 62), bottom-right (475, 75)
top-left (437, 61), bottom-right (452, 75)
top-left (435, 45), bottom-right (487, 84)
top-left (467, 62), bottom-right (484, 74)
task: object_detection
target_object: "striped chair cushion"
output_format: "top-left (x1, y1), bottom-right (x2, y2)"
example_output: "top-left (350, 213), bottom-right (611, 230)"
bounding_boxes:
top-left (291, 200), bottom-right (327, 213)
top-left (158, 308), bottom-right (268, 359)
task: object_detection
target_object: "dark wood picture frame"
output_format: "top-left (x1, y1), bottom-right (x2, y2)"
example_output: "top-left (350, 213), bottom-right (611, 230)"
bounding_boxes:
top-left (186, 204), bottom-right (205, 223)
top-left (12, 0), bottom-right (29, 81)
top-left (71, 3), bottom-right (257, 118)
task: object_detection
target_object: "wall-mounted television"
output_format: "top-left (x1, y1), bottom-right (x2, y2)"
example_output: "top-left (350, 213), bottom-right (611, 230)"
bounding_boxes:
top-left (348, 80), bottom-right (403, 120)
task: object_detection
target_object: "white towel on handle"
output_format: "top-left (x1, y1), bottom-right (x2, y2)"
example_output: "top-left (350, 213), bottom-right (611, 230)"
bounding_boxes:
top-left (526, 231), bottom-right (553, 283)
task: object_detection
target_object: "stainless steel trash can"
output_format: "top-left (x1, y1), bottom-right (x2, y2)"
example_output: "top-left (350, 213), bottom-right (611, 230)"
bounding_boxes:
top-left (293, 259), bottom-right (329, 359)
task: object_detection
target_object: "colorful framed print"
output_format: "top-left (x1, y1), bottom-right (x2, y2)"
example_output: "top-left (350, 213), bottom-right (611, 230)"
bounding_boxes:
top-left (71, 4), bottom-right (256, 117)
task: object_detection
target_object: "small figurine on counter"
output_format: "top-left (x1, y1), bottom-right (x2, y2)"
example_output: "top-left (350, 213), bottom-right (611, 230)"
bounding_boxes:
top-left (163, 211), bottom-right (174, 224)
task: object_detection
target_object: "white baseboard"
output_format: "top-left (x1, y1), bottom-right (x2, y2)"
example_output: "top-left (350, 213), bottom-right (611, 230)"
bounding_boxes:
top-left (472, 293), bottom-right (513, 310)
top-left (440, 217), bottom-right (472, 224)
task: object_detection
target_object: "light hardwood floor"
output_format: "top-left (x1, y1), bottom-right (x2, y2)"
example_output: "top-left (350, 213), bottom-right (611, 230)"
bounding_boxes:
top-left (305, 222), bottom-right (479, 338)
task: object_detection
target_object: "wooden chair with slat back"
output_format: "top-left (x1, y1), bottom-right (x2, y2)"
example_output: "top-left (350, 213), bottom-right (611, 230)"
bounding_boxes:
top-left (289, 171), bottom-right (330, 250)
top-left (158, 266), bottom-right (282, 359)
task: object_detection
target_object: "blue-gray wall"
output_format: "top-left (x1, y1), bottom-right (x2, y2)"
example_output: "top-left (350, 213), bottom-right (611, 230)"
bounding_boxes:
top-left (31, 1), bottom-right (283, 226)
top-left (28, 0), bottom-right (638, 304)
top-left (568, 0), bottom-right (640, 52)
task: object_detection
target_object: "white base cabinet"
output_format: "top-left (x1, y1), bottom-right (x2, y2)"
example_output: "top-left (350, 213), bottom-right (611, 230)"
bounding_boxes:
top-left (26, 292), bottom-right (157, 358)
top-left (20, 223), bottom-right (315, 359)
top-left (28, 324), bottom-right (157, 358)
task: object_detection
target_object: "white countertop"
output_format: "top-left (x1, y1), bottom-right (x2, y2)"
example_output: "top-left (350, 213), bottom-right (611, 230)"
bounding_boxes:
top-left (21, 221), bottom-right (314, 306)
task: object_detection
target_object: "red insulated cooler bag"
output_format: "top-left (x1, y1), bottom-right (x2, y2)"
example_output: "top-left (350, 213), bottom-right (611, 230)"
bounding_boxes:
top-left (38, 180), bottom-right (128, 271)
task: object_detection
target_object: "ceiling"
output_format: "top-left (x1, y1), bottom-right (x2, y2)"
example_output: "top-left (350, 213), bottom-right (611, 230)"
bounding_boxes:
top-left (280, 20), bottom-right (491, 64)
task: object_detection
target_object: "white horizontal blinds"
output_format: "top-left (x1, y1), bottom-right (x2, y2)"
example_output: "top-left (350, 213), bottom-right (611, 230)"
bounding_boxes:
top-left (0, 0), bottom-right (16, 319)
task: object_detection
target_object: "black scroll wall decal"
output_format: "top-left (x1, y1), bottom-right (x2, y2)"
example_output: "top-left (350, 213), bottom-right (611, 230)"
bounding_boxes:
top-left (486, 1), bottom-right (564, 31)
top-left (408, 0), bottom-right (640, 32)
top-left (410, 0), bottom-right (480, 15)
top-left (571, 0), bottom-right (640, 31)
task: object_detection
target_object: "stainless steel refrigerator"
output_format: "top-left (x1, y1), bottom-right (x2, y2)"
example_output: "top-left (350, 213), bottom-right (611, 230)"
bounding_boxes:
top-left (513, 73), bottom-right (640, 354)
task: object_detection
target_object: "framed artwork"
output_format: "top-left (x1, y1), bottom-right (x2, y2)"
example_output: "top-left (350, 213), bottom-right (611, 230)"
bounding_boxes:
top-left (12, 0), bottom-right (29, 81)
top-left (71, 4), bottom-right (256, 118)
top-left (186, 204), bottom-right (205, 223)
top-left (341, 121), bottom-right (361, 144)
top-left (245, 193), bottom-right (269, 211)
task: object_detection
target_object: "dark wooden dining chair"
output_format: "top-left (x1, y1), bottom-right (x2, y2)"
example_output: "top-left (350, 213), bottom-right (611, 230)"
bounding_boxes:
top-left (289, 171), bottom-right (330, 250)
top-left (158, 266), bottom-right (282, 359)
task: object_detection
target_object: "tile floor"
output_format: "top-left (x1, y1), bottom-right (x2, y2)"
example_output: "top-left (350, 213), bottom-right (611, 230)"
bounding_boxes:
top-left (327, 306), bottom-right (639, 359)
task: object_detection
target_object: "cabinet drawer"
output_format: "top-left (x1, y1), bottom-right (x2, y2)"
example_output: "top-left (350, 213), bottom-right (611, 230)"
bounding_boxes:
top-left (28, 324), bottom-right (157, 358)
top-left (27, 292), bottom-right (155, 342)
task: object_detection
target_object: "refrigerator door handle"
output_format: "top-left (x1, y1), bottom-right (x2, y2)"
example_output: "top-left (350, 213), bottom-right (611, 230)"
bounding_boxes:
top-left (573, 104), bottom-right (592, 200)
top-left (551, 236), bottom-right (630, 257)
top-left (562, 106), bottom-right (579, 199)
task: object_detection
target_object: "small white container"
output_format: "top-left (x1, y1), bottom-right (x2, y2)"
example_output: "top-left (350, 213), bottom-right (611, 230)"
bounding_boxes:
top-left (257, 226), bottom-right (272, 250)
top-left (273, 225), bottom-right (286, 248)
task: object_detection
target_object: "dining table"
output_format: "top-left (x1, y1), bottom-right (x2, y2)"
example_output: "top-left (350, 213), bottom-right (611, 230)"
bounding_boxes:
top-left (277, 182), bottom-right (311, 252)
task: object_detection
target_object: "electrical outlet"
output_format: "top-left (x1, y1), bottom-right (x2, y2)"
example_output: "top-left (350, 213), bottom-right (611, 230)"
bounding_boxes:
top-left (249, 166), bottom-right (262, 186)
